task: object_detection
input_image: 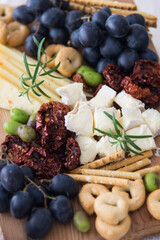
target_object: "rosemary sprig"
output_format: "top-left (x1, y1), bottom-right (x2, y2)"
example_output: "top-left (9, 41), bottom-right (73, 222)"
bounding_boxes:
top-left (95, 112), bottom-right (152, 156)
top-left (18, 36), bottom-right (61, 101)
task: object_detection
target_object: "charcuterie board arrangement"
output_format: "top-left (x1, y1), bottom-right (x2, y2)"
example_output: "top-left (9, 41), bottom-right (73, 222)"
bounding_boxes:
top-left (0, 0), bottom-right (160, 240)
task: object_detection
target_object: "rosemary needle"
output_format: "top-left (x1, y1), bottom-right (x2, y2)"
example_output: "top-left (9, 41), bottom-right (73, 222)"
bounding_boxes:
top-left (18, 37), bottom-right (61, 101)
top-left (95, 112), bottom-right (152, 156)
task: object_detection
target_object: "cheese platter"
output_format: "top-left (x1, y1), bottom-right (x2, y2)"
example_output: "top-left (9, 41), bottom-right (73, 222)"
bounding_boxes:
top-left (0, 0), bottom-right (160, 240)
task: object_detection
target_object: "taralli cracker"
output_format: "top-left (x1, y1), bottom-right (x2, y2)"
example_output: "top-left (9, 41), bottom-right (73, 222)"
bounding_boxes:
top-left (41, 44), bottom-right (65, 68)
top-left (112, 179), bottom-right (146, 211)
top-left (55, 46), bottom-right (82, 77)
top-left (79, 183), bottom-right (109, 215)
top-left (147, 189), bottom-right (160, 220)
top-left (136, 165), bottom-right (160, 176)
top-left (95, 215), bottom-right (131, 240)
top-left (0, 20), bottom-right (7, 45)
top-left (94, 192), bottom-right (129, 225)
top-left (118, 158), bottom-right (151, 172)
top-left (0, 4), bottom-right (13, 24)
top-left (7, 21), bottom-right (30, 47)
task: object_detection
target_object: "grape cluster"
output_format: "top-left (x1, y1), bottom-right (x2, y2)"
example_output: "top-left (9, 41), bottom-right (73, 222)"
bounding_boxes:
top-left (0, 160), bottom-right (78, 239)
top-left (13, 0), bottom-right (158, 73)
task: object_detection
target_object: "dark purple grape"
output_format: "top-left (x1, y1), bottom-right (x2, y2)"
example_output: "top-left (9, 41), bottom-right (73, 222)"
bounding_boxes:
top-left (65, 10), bottom-right (83, 32)
top-left (140, 48), bottom-right (159, 62)
top-left (13, 5), bottom-right (35, 24)
top-left (52, 0), bottom-right (69, 10)
top-left (49, 28), bottom-right (69, 45)
top-left (26, 0), bottom-right (52, 13)
top-left (10, 191), bottom-right (33, 219)
top-left (100, 35), bottom-right (123, 58)
top-left (126, 24), bottom-right (149, 51)
top-left (49, 195), bottom-right (74, 223)
top-left (83, 47), bottom-right (101, 67)
top-left (117, 48), bottom-right (139, 73)
top-left (96, 57), bottom-right (116, 74)
top-left (1, 164), bottom-right (24, 193)
top-left (0, 182), bottom-right (11, 213)
top-left (105, 14), bottom-right (129, 38)
top-left (31, 22), bottom-right (49, 37)
top-left (126, 13), bottom-right (145, 26)
top-left (20, 166), bottom-right (35, 184)
top-left (92, 10), bottom-right (109, 29)
top-left (70, 29), bottom-right (83, 48)
top-left (0, 159), bottom-right (7, 173)
top-left (26, 184), bottom-right (49, 207)
top-left (101, 6), bottom-right (112, 16)
top-left (41, 8), bottom-right (65, 28)
top-left (79, 22), bottom-right (100, 48)
top-left (49, 174), bottom-right (79, 198)
top-left (26, 208), bottom-right (53, 239)
top-left (25, 33), bottom-right (44, 58)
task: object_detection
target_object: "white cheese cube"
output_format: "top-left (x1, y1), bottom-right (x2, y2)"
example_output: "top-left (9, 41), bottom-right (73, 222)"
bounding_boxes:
top-left (114, 90), bottom-right (145, 111)
top-left (88, 85), bottom-right (116, 109)
top-left (142, 109), bottom-right (160, 138)
top-left (94, 107), bottom-right (121, 136)
top-left (97, 136), bottom-right (122, 158)
top-left (56, 83), bottom-right (86, 108)
top-left (126, 125), bottom-right (156, 153)
top-left (65, 101), bottom-right (93, 136)
top-left (121, 107), bottom-right (144, 131)
top-left (76, 136), bottom-right (98, 164)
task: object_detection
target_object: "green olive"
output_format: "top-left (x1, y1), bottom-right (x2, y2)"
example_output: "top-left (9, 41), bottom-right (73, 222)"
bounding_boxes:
top-left (27, 112), bottom-right (37, 129)
top-left (76, 65), bottom-right (94, 75)
top-left (73, 210), bottom-right (90, 233)
top-left (82, 71), bottom-right (103, 87)
top-left (3, 120), bottom-right (21, 136)
top-left (17, 125), bottom-right (36, 142)
top-left (144, 172), bottom-right (159, 193)
top-left (10, 108), bottom-right (29, 124)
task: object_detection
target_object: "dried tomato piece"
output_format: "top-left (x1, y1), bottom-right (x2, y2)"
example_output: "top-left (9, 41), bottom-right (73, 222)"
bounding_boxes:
top-left (103, 64), bottom-right (125, 92)
top-left (1, 135), bottom-right (30, 165)
top-left (72, 73), bottom-right (90, 91)
top-left (22, 146), bottom-right (62, 179)
top-left (36, 101), bottom-right (70, 151)
top-left (64, 137), bottom-right (80, 170)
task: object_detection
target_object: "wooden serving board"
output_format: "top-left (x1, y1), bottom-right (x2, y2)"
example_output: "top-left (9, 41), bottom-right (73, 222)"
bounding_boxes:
top-left (0, 0), bottom-right (160, 239)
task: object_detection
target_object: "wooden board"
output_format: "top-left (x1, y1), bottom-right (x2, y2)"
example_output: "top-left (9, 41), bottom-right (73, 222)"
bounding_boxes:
top-left (1, 0), bottom-right (160, 239)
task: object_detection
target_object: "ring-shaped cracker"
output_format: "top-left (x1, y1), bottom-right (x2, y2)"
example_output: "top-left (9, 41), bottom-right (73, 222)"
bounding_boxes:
top-left (112, 179), bottom-right (145, 211)
top-left (41, 44), bottom-right (65, 68)
top-left (55, 47), bottom-right (82, 77)
top-left (0, 4), bottom-right (13, 24)
top-left (95, 215), bottom-right (131, 240)
top-left (79, 183), bottom-right (109, 215)
top-left (94, 192), bottom-right (129, 225)
top-left (0, 20), bottom-right (7, 44)
top-left (147, 189), bottom-right (160, 220)
top-left (7, 21), bottom-right (30, 47)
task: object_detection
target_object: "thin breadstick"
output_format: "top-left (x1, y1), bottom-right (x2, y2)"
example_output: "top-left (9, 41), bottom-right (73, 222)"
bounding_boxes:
top-left (118, 158), bottom-right (151, 172)
top-left (100, 150), bottom-right (153, 170)
top-left (70, 151), bottom-right (124, 174)
top-left (79, 169), bottom-right (141, 180)
top-left (136, 165), bottom-right (160, 177)
top-left (67, 0), bottom-right (137, 10)
top-left (67, 174), bottom-right (129, 187)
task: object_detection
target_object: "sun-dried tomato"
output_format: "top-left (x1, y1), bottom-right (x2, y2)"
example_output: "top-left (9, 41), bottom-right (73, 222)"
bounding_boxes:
top-left (64, 137), bottom-right (80, 170)
top-left (72, 73), bottom-right (90, 91)
top-left (1, 135), bottom-right (30, 165)
top-left (103, 64), bottom-right (125, 92)
top-left (36, 101), bottom-right (70, 152)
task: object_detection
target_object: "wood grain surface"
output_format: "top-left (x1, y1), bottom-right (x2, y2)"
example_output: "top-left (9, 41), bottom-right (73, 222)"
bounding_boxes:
top-left (0, 0), bottom-right (160, 240)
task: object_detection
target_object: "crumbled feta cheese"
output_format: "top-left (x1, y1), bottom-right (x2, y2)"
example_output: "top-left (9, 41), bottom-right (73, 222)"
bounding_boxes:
top-left (142, 108), bottom-right (160, 137)
top-left (97, 136), bottom-right (121, 158)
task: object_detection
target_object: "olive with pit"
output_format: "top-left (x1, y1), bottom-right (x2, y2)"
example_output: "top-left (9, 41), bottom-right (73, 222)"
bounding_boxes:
top-left (10, 108), bottom-right (29, 124)
top-left (17, 125), bottom-right (36, 143)
top-left (76, 65), bottom-right (94, 75)
top-left (27, 112), bottom-right (37, 129)
top-left (73, 210), bottom-right (90, 233)
top-left (144, 172), bottom-right (159, 193)
top-left (82, 71), bottom-right (103, 87)
top-left (3, 120), bottom-right (21, 136)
